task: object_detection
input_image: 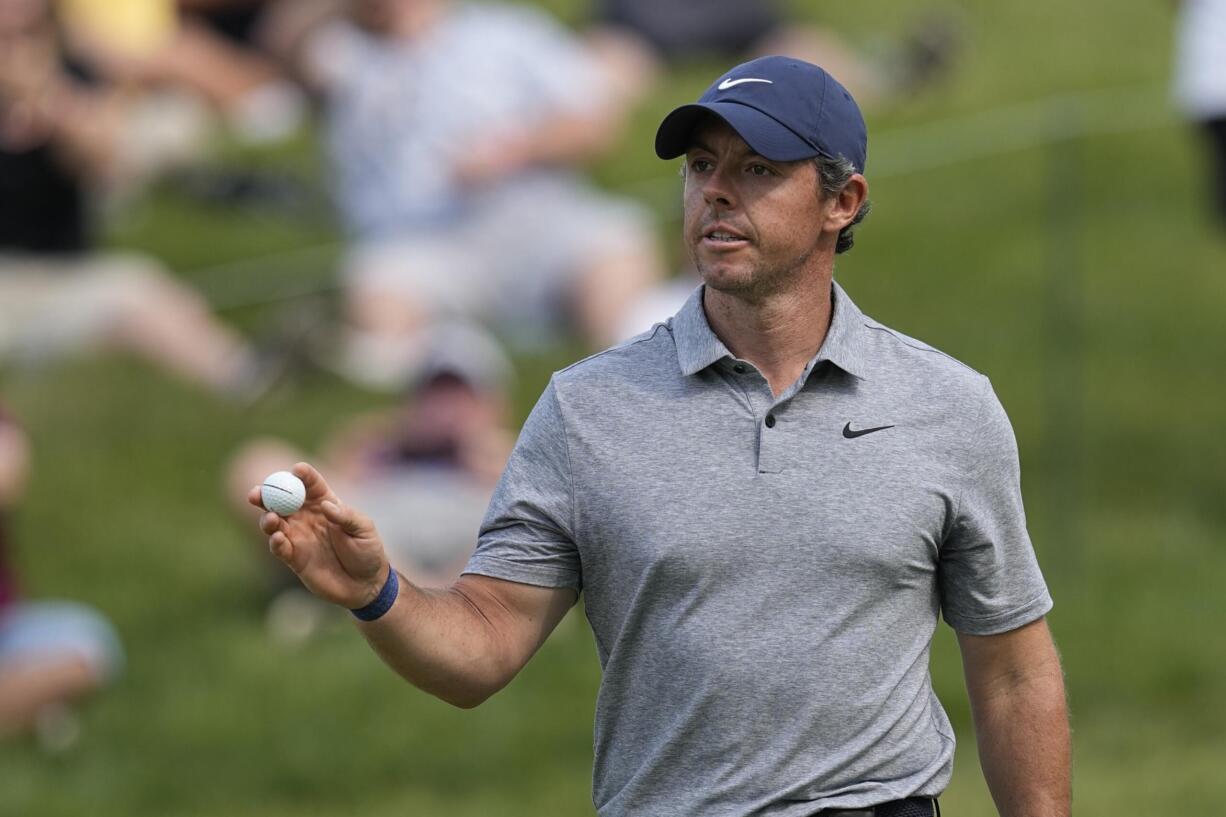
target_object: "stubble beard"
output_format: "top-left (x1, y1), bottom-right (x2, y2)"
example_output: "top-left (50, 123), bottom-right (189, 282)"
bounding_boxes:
top-left (693, 242), bottom-right (822, 306)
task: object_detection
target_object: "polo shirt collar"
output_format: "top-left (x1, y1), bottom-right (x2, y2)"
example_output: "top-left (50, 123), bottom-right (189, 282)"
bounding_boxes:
top-left (672, 280), bottom-right (869, 380)
top-left (673, 285), bottom-right (732, 376)
top-left (814, 280), bottom-right (868, 379)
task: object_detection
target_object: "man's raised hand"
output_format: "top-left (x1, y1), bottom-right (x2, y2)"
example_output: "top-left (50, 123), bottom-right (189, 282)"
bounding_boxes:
top-left (248, 462), bottom-right (389, 609)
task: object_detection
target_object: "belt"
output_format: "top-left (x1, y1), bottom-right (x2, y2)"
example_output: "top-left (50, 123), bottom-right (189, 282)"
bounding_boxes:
top-left (815, 796), bottom-right (939, 817)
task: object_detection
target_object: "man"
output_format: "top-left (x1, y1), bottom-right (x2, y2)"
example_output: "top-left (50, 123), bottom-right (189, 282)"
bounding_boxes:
top-left (252, 57), bottom-right (1071, 817)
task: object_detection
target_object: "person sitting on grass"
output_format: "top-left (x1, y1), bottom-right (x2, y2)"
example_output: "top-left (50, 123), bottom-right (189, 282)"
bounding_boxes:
top-left (0, 0), bottom-right (276, 400)
top-left (271, 0), bottom-right (666, 388)
top-left (225, 323), bottom-right (516, 640)
top-left (0, 403), bottom-right (124, 751)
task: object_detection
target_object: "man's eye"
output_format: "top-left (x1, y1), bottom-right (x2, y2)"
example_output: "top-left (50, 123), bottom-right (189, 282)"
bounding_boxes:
top-left (690, 159), bottom-right (713, 172)
top-left (748, 164), bottom-right (773, 176)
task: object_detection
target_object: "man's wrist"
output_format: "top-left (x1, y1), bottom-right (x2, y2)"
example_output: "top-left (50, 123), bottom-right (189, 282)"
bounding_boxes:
top-left (351, 567), bottom-right (399, 622)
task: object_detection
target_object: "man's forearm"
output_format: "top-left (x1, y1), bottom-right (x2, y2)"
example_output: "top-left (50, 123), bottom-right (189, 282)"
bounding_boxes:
top-left (355, 574), bottom-right (576, 709)
top-left (969, 659), bottom-right (1071, 817)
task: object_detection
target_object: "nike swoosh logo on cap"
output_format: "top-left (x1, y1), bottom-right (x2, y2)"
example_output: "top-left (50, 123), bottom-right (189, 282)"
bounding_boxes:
top-left (717, 77), bottom-right (774, 90)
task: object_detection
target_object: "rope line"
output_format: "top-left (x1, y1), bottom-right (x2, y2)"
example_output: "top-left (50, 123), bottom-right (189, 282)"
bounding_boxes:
top-left (190, 83), bottom-right (1172, 309)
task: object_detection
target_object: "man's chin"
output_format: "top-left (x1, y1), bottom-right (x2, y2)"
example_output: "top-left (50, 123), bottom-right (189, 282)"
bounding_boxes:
top-left (696, 255), bottom-right (745, 279)
top-left (697, 265), bottom-right (757, 296)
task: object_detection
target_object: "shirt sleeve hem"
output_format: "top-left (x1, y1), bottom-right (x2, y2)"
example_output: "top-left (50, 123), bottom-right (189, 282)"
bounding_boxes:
top-left (945, 591), bottom-right (1053, 636)
top-left (462, 554), bottom-right (581, 590)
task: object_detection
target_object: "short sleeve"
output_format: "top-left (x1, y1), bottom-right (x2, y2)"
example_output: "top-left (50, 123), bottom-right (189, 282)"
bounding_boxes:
top-left (463, 379), bottom-right (582, 589)
top-left (939, 379), bottom-right (1053, 635)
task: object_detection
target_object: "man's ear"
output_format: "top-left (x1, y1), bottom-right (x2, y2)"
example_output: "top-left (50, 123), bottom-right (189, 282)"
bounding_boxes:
top-left (826, 174), bottom-right (869, 231)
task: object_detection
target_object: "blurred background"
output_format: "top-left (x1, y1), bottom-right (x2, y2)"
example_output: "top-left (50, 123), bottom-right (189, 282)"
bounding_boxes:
top-left (1, 0), bottom-right (1224, 814)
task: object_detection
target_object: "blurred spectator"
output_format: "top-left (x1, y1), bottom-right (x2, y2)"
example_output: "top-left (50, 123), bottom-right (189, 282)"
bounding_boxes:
top-left (0, 0), bottom-right (276, 399)
top-left (587, 0), bottom-right (959, 113)
top-left (0, 404), bottom-right (123, 750)
top-left (612, 271), bottom-right (701, 342)
top-left (1173, 0), bottom-right (1226, 228)
top-left (57, 0), bottom-right (307, 143)
top-left (227, 323), bottom-right (515, 637)
top-left (282, 0), bottom-right (665, 389)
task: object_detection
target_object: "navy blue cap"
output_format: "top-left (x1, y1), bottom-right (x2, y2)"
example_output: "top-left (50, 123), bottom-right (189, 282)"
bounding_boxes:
top-left (655, 56), bottom-right (867, 173)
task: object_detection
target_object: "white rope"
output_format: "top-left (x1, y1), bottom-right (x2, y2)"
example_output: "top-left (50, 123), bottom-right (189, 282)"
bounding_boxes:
top-left (188, 242), bottom-right (341, 310)
top-left (868, 83), bottom-right (1171, 178)
top-left (192, 83), bottom-right (1174, 308)
top-left (618, 82), bottom-right (1172, 207)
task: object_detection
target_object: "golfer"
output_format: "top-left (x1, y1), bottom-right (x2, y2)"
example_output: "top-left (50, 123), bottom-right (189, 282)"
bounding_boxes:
top-left (253, 56), bottom-right (1070, 817)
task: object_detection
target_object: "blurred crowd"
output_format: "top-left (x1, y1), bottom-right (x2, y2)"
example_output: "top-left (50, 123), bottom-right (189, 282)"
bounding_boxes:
top-left (0, 405), bottom-right (123, 749)
top-left (6, 0), bottom-right (1217, 752)
top-left (1173, 0), bottom-right (1226, 229)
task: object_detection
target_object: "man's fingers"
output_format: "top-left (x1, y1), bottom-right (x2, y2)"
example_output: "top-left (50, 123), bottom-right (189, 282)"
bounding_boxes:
top-left (268, 531), bottom-right (294, 564)
top-left (259, 512), bottom-right (283, 536)
top-left (292, 461), bottom-right (332, 503)
top-left (247, 485), bottom-right (265, 510)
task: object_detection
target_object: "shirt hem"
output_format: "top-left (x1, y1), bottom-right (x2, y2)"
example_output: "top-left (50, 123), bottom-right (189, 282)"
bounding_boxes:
top-left (945, 590), bottom-right (1053, 636)
top-left (462, 554), bottom-right (581, 590)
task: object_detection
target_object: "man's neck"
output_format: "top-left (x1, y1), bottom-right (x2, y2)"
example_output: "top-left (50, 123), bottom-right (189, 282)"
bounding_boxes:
top-left (702, 276), bottom-right (834, 398)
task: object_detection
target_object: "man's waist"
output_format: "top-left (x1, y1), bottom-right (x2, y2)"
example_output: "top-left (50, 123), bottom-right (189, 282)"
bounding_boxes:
top-left (814, 796), bottom-right (939, 817)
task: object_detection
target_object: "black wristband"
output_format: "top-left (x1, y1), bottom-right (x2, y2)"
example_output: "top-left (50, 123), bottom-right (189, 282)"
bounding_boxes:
top-left (350, 568), bottom-right (399, 622)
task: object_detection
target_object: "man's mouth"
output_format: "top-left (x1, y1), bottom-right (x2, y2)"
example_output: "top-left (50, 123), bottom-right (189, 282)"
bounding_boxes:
top-left (700, 225), bottom-right (750, 248)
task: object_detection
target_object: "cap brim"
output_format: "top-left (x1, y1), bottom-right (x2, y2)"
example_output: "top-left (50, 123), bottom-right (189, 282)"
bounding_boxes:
top-left (655, 102), bottom-right (820, 162)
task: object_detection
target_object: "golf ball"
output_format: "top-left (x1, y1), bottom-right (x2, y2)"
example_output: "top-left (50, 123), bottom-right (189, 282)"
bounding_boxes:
top-left (262, 471), bottom-right (306, 516)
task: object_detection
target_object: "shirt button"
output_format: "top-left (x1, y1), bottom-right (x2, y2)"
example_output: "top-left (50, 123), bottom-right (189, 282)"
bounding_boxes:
top-left (765, 414), bottom-right (776, 428)
top-left (733, 364), bottom-right (747, 374)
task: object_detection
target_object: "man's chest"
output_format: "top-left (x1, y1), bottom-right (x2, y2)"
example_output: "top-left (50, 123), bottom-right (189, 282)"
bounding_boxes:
top-left (568, 391), bottom-right (961, 599)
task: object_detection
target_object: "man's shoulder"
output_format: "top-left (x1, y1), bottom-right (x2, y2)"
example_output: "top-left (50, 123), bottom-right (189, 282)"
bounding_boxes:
top-left (551, 323), bottom-right (677, 397)
top-left (857, 315), bottom-right (990, 397)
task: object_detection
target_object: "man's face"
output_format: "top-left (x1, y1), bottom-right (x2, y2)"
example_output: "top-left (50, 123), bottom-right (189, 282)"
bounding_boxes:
top-left (682, 117), bottom-right (828, 301)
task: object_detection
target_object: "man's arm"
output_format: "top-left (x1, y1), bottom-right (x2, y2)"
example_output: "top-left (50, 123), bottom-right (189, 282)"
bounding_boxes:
top-left (957, 617), bottom-right (1071, 817)
top-left (251, 462), bottom-right (576, 709)
top-left (358, 575), bottom-right (576, 708)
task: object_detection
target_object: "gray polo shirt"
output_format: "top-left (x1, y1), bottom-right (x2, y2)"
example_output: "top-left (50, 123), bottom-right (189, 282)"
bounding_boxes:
top-left (465, 281), bottom-right (1052, 817)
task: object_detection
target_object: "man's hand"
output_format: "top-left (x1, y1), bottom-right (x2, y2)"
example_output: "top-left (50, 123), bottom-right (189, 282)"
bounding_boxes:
top-left (248, 462), bottom-right (390, 609)
top-left (250, 462), bottom-right (577, 709)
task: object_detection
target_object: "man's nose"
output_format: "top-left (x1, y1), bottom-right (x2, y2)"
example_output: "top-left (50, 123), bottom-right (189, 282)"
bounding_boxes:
top-left (701, 167), bottom-right (737, 209)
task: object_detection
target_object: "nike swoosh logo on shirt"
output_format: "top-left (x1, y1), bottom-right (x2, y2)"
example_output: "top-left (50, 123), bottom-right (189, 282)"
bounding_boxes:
top-left (842, 423), bottom-right (895, 439)
top-left (717, 78), bottom-right (774, 90)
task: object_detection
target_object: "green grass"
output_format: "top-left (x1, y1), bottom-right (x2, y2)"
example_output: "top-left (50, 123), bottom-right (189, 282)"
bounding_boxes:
top-left (3, 0), bottom-right (1226, 814)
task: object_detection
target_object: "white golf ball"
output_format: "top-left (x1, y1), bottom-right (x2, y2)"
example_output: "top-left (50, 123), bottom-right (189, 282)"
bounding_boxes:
top-left (262, 471), bottom-right (306, 516)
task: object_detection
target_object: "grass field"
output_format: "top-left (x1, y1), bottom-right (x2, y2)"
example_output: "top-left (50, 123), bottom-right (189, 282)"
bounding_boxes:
top-left (3, 0), bottom-right (1225, 814)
